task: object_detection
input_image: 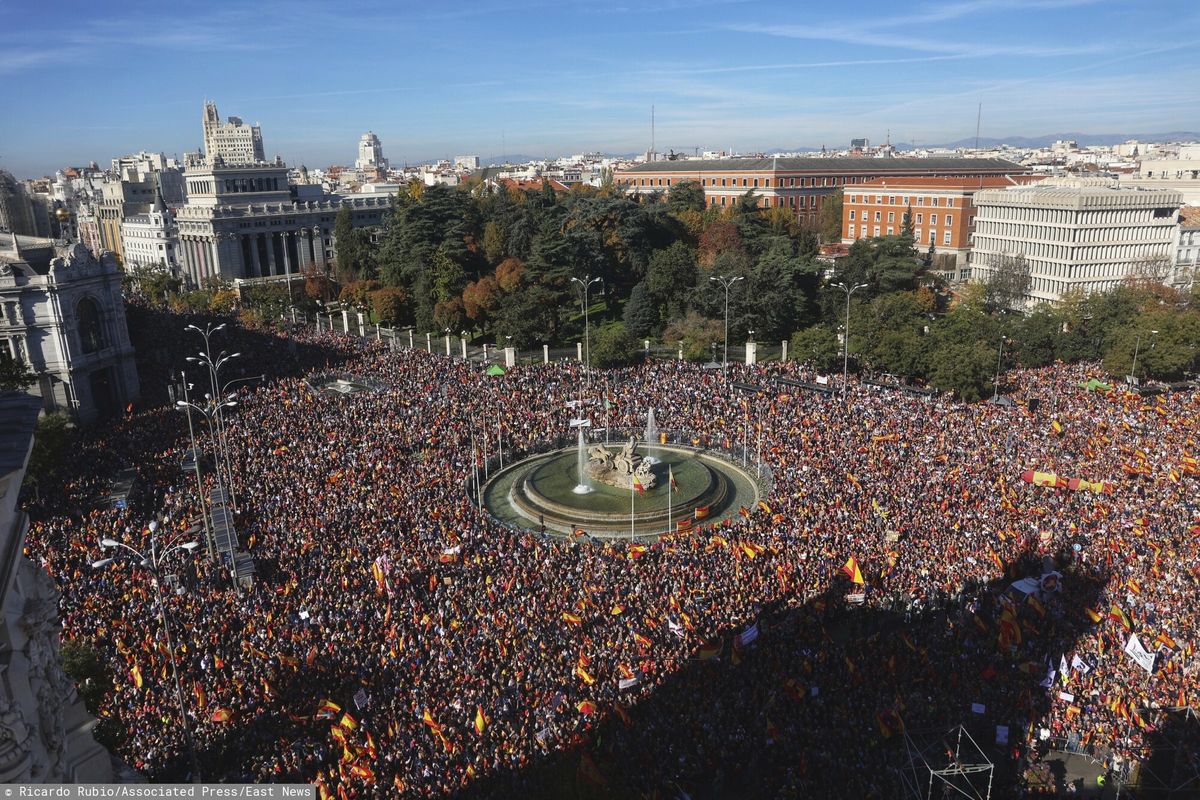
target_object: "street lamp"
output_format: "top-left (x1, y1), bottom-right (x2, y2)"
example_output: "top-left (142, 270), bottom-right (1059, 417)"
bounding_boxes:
top-left (709, 275), bottom-right (744, 383)
top-left (1130, 329), bottom-right (1159, 384)
top-left (173, 375), bottom-right (214, 557)
top-left (444, 328), bottom-right (451, 357)
top-left (461, 330), bottom-right (469, 360)
top-left (186, 324), bottom-right (242, 510)
top-left (571, 276), bottom-right (602, 369)
top-left (992, 335), bottom-right (1008, 402)
top-left (830, 282), bottom-right (869, 402)
top-left (91, 520), bottom-right (202, 782)
top-left (175, 394), bottom-right (238, 544)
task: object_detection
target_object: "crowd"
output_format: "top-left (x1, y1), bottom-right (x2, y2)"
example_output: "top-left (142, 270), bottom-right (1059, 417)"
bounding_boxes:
top-left (23, 314), bottom-right (1200, 798)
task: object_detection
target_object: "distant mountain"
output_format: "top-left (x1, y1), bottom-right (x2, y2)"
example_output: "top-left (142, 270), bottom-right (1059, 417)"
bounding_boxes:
top-left (932, 132), bottom-right (1200, 149)
top-left (482, 155), bottom-right (545, 166)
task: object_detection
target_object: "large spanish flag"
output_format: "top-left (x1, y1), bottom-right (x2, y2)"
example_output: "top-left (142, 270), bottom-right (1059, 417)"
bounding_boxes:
top-left (1109, 603), bottom-right (1132, 631)
top-left (474, 706), bottom-right (486, 735)
top-left (562, 611), bottom-right (583, 625)
top-left (210, 708), bottom-right (234, 723)
top-left (694, 506), bottom-right (711, 520)
top-left (576, 700), bottom-right (598, 716)
top-left (841, 556), bottom-right (865, 585)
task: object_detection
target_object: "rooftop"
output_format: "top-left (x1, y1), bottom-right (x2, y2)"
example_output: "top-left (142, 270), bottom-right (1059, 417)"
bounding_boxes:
top-left (853, 175), bottom-right (1044, 190)
top-left (617, 156), bottom-right (1025, 174)
top-left (1178, 205), bottom-right (1200, 228)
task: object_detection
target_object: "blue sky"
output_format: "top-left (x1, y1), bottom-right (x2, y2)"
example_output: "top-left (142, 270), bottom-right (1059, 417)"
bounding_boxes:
top-left (1, 0), bottom-right (1197, 177)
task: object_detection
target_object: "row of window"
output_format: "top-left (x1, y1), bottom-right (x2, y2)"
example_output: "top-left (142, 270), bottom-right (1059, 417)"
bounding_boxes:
top-left (849, 210), bottom-right (955, 227)
top-left (848, 194), bottom-right (957, 207)
top-left (849, 225), bottom-right (952, 244)
top-left (623, 174), bottom-right (883, 189)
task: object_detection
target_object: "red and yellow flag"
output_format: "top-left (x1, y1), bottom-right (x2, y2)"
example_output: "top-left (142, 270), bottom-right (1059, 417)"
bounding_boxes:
top-left (562, 611), bottom-right (583, 625)
top-left (841, 556), bottom-right (864, 585)
top-left (210, 708), bottom-right (234, 723)
top-left (474, 706), bottom-right (486, 735)
top-left (1109, 604), bottom-right (1132, 631)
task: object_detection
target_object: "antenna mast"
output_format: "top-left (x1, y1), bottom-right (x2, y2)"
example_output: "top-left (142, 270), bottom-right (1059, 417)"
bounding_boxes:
top-left (974, 102), bottom-right (982, 154)
top-left (651, 105), bottom-right (655, 159)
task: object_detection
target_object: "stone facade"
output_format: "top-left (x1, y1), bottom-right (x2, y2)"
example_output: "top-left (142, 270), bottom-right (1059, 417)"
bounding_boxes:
top-left (119, 192), bottom-right (178, 272)
top-left (202, 101), bottom-right (264, 165)
top-left (0, 392), bottom-right (113, 782)
top-left (0, 236), bottom-right (139, 423)
top-left (175, 163), bottom-right (390, 286)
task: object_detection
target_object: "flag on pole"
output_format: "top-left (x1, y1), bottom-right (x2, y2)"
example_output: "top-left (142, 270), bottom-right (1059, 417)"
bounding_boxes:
top-left (474, 706), bottom-right (486, 735)
top-left (669, 466), bottom-right (679, 494)
top-left (842, 556), bottom-right (865, 585)
top-left (632, 474), bottom-right (645, 495)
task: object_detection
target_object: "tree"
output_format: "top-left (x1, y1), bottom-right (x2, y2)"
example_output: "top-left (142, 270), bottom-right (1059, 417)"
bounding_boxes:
top-left (667, 180), bottom-right (705, 215)
top-left (482, 221), bottom-right (506, 265)
top-left (644, 242), bottom-right (698, 321)
top-left (0, 352), bottom-right (36, 391)
top-left (927, 339), bottom-right (996, 401)
top-left (370, 287), bottom-right (410, 327)
top-left (622, 283), bottom-right (659, 338)
top-left (663, 312), bottom-right (724, 361)
top-left (789, 326), bottom-right (841, 373)
top-left (23, 413), bottom-right (71, 497)
top-left (819, 189), bottom-right (843, 243)
top-left (61, 638), bottom-right (110, 715)
top-left (590, 323), bottom-right (642, 368)
top-left (462, 276), bottom-right (500, 331)
top-left (332, 205), bottom-right (362, 282)
top-left (1014, 308), bottom-right (1062, 368)
top-left (981, 253), bottom-right (1032, 311)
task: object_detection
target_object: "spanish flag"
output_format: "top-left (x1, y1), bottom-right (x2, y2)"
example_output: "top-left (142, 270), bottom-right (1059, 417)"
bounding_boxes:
top-left (316, 699), bottom-right (341, 719)
top-left (474, 706), bottom-right (486, 735)
top-left (210, 708), bottom-right (233, 723)
top-left (575, 664), bottom-right (596, 685)
top-left (1126, 578), bottom-right (1142, 595)
top-left (669, 466), bottom-right (679, 494)
top-left (562, 611), bottom-right (583, 625)
top-left (576, 700), bottom-right (598, 716)
top-left (130, 664), bottom-right (143, 689)
top-left (422, 708), bottom-right (442, 734)
top-left (757, 500), bottom-right (772, 514)
top-left (632, 631), bottom-right (653, 648)
top-left (841, 556), bottom-right (864, 585)
top-left (676, 518), bottom-right (693, 532)
top-left (1109, 604), bottom-right (1132, 631)
top-left (738, 505), bottom-right (751, 519)
top-left (694, 506), bottom-right (711, 520)
top-left (1084, 607), bottom-right (1103, 624)
top-left (632, 474), bottom-right (645, 495)
top-left (1051, 420), bottom-right (1063, 435)
top-left (627, 544), bottom-right (647, 560)
top-left (740, 542), bottom-right (765, 559)
top-left (338, 712), bottom-right (358, 732)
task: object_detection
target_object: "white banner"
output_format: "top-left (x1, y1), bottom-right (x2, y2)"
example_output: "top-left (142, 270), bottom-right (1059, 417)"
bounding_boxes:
top-left (1071, 654), bottom-right (1092, 674)
top-left (736, 622), bottom-right (759, 648)
top-left (618, 677), bottom-right (641, 691)
top-left (1125, 633), bottom-right (1156, 673)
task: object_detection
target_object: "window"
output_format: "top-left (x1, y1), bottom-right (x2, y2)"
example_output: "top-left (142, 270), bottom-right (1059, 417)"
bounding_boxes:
top-left (930, 214), bottom-right (937, 225)
top-left (944, 231), bottom-right (952, 244)
top-left (753, 179), bottom-right (759, 187)
top-left (887, 227), bottom-right (894, 235)
top-left (915, 229), bottom-right (922, 241)
top-left (931, 198), bottom-right (939, 207)
top-left (721, 179), bottom-right (726, 186)
top-left (929, 231), bottom-right (936, 243)
top-left (917, 197), bottom-right (924, 206)
top-left (889, 196), bottom-right (896, 204)
top-left (873, 226), bottom-right (881, 236)
top-left (860, 224), bottom-right (867, 236)
top-left (945, 215), bottom-right (953, 227)
top-left (76, 297), bottom-right (105, 354)
top-left (946, 198), bottom-right (954, 207)
top-left (849, 210), bottom-right (856, 220)
top-left (888, 212), bottom-right (895, 223)
top-left (916, 213), bottom-right (923, 223)
top-left (874, 211), bottom-right (881, 222)
top-left (720, 196), bottom-right (727, 205)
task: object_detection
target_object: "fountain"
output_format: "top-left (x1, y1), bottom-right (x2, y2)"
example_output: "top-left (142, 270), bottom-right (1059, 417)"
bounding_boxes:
top-left (643, 408), bottom-right (659, 464)
top-left (572, 426), bottom-right (593, 495)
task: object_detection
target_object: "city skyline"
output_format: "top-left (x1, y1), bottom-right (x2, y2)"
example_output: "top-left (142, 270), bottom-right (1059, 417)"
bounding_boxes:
top-left (2, 0), bottom-right (1198, 177)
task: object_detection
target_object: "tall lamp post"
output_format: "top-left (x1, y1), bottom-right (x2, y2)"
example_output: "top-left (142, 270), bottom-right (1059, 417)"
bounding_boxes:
top-left (992, 335), bottom-right (1008, 402)
top-left (92, 521), bottom-right (202, 782)
top-left (1130, 329), bottom-right (1159, 384)
top-left (831, 282), bottom-right (869, 402)
top-left (570, 276), bottom-right (602, 369)
top-left (175, 394), bottom-right (238, 543)
top-left (186, 324), bottom-right (242, 510)
top-left (174, 375), bottom-right (214, 556)
top-left (709, 274), bottom-right (744, 383)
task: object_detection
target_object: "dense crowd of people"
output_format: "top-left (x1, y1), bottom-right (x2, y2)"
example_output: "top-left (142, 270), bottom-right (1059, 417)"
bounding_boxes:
top-left (23, 313), bottom-right (1200, 798)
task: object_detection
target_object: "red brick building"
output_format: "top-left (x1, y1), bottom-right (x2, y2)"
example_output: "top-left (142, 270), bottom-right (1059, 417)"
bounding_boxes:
top-left (614, 157), bottom-right (1028, 222)
top-left (842, 175), bottom-right (1043, 279)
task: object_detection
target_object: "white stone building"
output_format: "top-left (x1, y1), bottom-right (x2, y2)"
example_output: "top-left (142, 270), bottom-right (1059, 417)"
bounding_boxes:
top-left (0, 235), bottom-right (139, 422)
top-left (0, 391), bottom-right (114, 782)
top-left (119, 191), bottom-right (178, 273)
top-left (355, 132), bottom-right (388, 172)
top-left (968, 179), bottom-right (1183, 305)
top-left (175, 162), bottom-right (390, 286)
top-left (202, 101), bottom-right (265, 165)
top-left (1173, 206), bottom-right (1200, 290)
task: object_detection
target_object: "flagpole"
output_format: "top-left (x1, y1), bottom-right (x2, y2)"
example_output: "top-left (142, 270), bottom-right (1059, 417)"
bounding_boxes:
top-left (630, 475), bottom-right (635, 542)
top-left (668, 467), bottom-right (672, 537)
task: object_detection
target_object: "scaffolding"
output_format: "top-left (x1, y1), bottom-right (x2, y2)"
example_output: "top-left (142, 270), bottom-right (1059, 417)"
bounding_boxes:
top-left (901, 724), bottom-right (994, 800)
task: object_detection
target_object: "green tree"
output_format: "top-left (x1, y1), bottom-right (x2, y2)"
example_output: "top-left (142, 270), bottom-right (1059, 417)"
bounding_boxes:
top-left (663, 312), bottom-right (724, 361)
top-left (332, 205), bottom-right (362, 282)
top-left (590, 323), bottom-right (642, 368)
top-left (1014, 308), bottom-right (1063, 368)
top-left (644, 242), bottom-right (697, 321)
top-left (981, 253), bottom-right (1032, 311)
top-left (482, 221), bottom-right (506, 265)
top-left (61, 638), bottom-right (110, 715)
top-left (667, 180), bottom-right (706, 215)
top-left (789, 326), bottom-right (842, 373)
top-left (23, 413), bottom-right (71, 497)
top-left (622, 282), bottom-right (659, 338)
top-left (819, 189), bottom-right (843, 243)
top-left (0, 352), bottom-right (36, 391)
top-left (928, 339), bottom-right (997, 401)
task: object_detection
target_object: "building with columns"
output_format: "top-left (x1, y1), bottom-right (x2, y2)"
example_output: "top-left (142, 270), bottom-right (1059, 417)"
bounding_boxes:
top-left (0, 235), bottom-right (139, 422)
top-left (174, 161), bottom-right (391, 286)
top-left (968, 179), bottom-right (1183, 305)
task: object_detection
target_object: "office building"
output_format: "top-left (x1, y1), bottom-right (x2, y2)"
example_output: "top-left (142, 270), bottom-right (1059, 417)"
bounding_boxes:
top-left (202, 101), bottom-right (265, 165)
top-left (356, 132), bottom-right (388, 172)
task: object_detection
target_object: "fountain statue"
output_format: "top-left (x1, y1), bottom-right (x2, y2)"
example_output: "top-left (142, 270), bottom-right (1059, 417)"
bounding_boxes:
top-left (586, 437), bottom-right (658, 490)
top-left (644, 408), bottom-right (659, 447)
